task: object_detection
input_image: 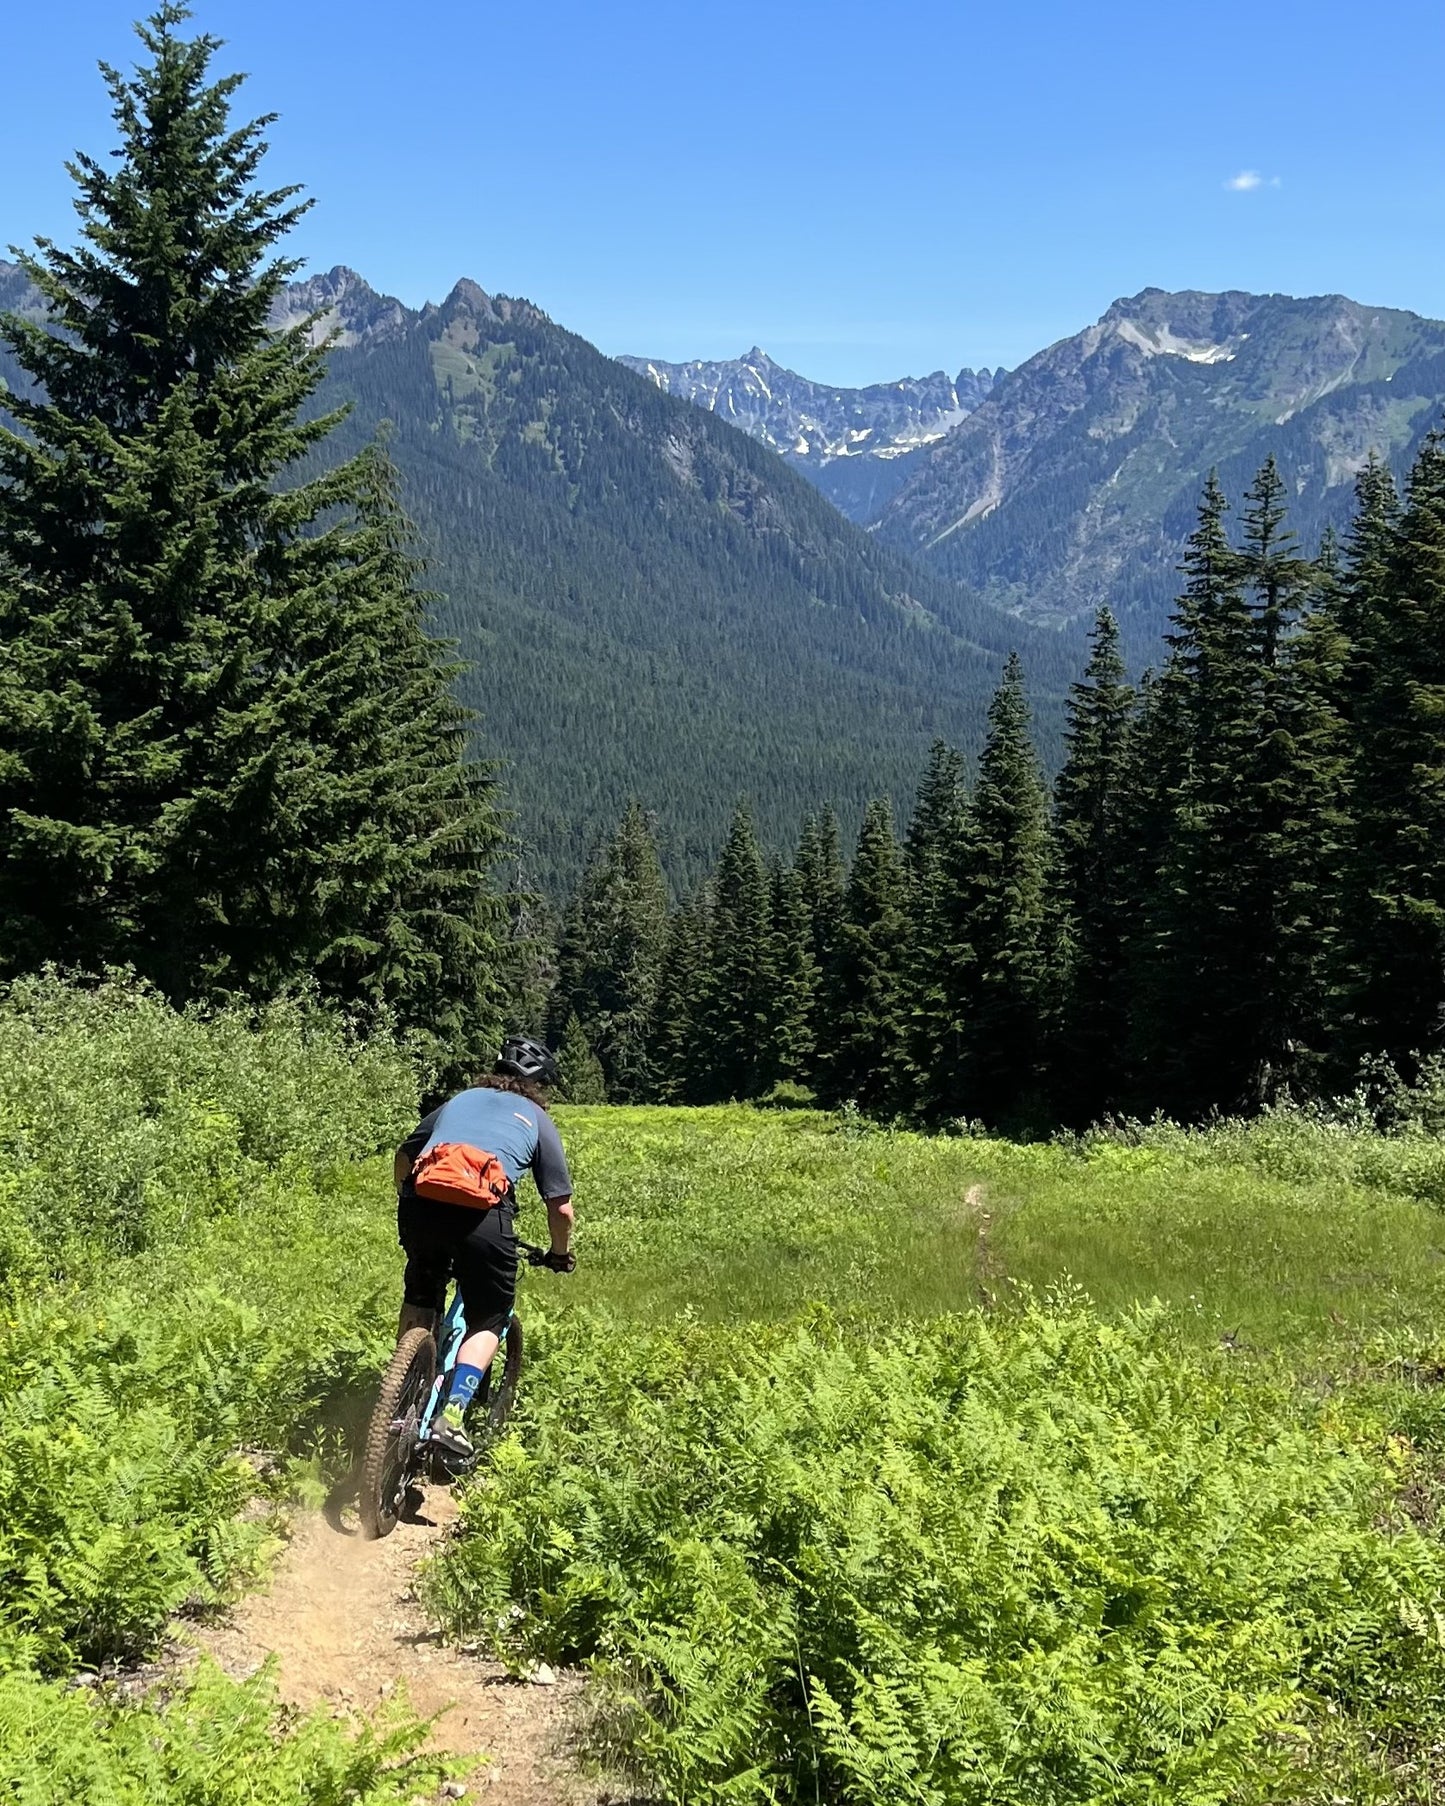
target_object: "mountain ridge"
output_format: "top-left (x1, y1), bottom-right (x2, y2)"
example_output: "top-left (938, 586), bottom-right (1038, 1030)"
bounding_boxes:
top-left (616, 346), bottom-right (999, 521)
top-left (875, 285), bottom-right (1445, 637)
top-left (4, 254), bottom-right (1056, 883)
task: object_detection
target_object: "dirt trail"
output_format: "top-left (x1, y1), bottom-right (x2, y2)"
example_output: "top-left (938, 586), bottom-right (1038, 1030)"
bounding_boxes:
top-left (194, 1483), bottom-right (604, 1803)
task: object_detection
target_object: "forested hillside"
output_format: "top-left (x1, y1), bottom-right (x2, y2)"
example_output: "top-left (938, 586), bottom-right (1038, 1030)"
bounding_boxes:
top-left (0, 255), bottom-right (1073, 887)
top-left (302, 282), bottom-right (1075, 885)
top-left (550, 448), bottom-right (1445, 1131)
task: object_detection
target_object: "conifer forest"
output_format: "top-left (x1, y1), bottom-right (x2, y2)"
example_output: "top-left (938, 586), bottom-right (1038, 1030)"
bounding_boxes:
top-left (551, 448), bottom-right (1445, 1130)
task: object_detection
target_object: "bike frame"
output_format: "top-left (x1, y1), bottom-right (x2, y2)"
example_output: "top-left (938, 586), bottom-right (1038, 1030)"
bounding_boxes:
top-left (415, 1286), bottom-right (517, 1444)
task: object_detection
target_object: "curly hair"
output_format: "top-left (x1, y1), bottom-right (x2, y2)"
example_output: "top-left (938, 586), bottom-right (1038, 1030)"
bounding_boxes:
top-left (474, 1071), bottom-right (552, 1111)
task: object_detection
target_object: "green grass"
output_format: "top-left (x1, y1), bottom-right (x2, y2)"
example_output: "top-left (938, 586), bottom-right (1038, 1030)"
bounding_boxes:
top-left (427, 337), bottom-right (514, 405)
top-left (963, 1137), bottom-right (1445, 1356)
top-left (549, 1105), bottom-right (1445, 1358)
top-left (552, 1105), bottom-right (985, 1323)
top-left (427, 1103), bottom-right (1445, 1804)
top-left (6, 979), bottom-right (1445, 1803)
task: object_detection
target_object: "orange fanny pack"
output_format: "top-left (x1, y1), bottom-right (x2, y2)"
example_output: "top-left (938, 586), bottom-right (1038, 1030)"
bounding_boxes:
top-left (412, 1141), bottom-right (511, 1211)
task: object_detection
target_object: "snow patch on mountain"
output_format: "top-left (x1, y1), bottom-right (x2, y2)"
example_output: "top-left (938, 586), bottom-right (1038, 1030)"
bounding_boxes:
top-left (617, 348), bottom-right (999, 471)
top-left (1113, 318), bottom-right (1241, 363)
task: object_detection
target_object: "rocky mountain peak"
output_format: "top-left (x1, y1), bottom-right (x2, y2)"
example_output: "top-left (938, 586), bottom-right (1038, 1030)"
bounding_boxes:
top-left (444, 277), bottom-right (494, 314)
top-left (266, 265), bottom-right (412, 348)
top-left (615, 346), bottom-right (1001, 522)
top-left (878, 285), bottom-right (1445, 635)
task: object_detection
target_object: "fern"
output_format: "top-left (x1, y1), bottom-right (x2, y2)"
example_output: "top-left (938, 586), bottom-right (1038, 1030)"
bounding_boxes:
top-left (431, 1305), bottom-right (1445, 1803)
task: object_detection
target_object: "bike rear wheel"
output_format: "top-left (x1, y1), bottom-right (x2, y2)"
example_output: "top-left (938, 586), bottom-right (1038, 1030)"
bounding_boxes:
top-left (360, 1326), bottom-right (437, 1540)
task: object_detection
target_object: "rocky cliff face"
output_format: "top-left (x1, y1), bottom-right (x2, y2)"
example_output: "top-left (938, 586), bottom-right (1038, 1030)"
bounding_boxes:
top-left (0, 258), bottom-right (416, 354)
top-left (877, 287), bottom-right (1445, 637)
top-left (263, 264), bottom-right (414, 347)
top-left (616, 347), bottom-right (999, 520)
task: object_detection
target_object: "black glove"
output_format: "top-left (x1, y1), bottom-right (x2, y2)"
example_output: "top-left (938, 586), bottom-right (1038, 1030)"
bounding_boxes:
top-left (542, 1248), bottom-right (576, 1274)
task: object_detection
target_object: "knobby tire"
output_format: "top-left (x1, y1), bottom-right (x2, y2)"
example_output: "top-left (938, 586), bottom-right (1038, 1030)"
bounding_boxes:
top-left (360, 1325), bottom-right (436, 1540)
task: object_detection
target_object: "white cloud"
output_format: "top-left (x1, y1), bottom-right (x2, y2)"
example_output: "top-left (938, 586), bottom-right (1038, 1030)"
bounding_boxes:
top-left (1225, 170), bottom-right (1263, 191)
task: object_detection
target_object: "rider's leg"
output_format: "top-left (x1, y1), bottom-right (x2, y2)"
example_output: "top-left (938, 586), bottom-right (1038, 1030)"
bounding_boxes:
top-left (397, 1222), bottom-right (446, 1345)
top-left (437, 1327), bottom-right (500, 1430)
top-left (436, 1207), bottom-right (519, 1453)
top-left (442, 1329), bottom-right (498, 1394)
top-left (454, 1327), bottom-right (501, 1381)
top-left (397, 1300), bottom-right (437, 1341)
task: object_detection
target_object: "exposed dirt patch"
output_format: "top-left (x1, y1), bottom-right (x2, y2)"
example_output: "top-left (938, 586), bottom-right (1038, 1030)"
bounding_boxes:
top-left (193, 1483), bottom-right (606, 1803)
top-left (963, 1183), bottom-right (1002, 1303)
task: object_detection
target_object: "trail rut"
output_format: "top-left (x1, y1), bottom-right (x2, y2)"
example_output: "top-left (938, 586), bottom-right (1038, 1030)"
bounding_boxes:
top-left (194, 1484), bottom-right (604, 1803)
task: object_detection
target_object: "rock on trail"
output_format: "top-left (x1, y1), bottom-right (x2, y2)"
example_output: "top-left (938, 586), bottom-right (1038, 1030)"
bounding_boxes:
top-left (194, 1485), bottom-right (604, 1803)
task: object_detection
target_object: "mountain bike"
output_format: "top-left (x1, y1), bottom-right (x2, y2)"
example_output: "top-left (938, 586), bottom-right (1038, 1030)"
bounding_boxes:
top-left (359, 1240), bottom-right (562, 1539)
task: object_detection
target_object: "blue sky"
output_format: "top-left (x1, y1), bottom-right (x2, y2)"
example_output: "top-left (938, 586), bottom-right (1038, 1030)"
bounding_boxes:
top-left (3, 0), bottom-right (1442, 385)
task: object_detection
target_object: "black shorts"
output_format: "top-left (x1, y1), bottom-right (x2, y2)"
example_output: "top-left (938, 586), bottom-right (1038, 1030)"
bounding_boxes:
top-left (398, 1194), bottom-right (519, 1336)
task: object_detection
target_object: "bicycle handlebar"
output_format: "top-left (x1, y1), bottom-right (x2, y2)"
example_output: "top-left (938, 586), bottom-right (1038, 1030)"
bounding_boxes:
top-left (518, 1237), bottom-right (576, 1274)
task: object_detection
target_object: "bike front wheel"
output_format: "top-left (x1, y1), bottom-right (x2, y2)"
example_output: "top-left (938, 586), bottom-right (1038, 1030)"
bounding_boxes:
top-left (360, 1326), bottom-right (437, 1539)
top-left (482, 1314), bottom-right (524, 1434)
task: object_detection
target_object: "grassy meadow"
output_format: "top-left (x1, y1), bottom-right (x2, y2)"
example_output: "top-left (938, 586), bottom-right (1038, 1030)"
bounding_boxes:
top-left (434, 1109), bottom-right (1445, 1804)
top-left (3, 982), bottom-right (1445, 1800)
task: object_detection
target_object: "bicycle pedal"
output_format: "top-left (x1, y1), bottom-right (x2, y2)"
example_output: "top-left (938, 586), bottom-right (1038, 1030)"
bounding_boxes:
top-left (428, 1445), bottom-right (475, 1483)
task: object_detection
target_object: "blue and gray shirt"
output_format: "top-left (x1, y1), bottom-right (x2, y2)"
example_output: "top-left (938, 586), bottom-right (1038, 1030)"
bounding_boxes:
top-left (400, 1086), bottom-right (573, 1201)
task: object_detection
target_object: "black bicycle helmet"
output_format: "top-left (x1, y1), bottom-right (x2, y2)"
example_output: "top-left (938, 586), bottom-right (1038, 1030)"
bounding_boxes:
top-left (496, 1033), bottom-right (559, 1087)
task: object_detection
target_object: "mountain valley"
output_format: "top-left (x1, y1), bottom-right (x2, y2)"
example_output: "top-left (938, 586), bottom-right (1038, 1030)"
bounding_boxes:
top-left (1, 258), bottom-right (1072, 884)
top-left (8, 256), bottom-right (1445, 870)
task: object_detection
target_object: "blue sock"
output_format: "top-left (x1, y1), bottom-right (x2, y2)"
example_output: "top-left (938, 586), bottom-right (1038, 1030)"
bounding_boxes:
top-left (445, 1362), bottom-right (485, 1417)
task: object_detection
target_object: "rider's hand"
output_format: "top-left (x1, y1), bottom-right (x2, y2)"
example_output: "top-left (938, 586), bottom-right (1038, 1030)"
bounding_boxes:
top-left (543, 1248), bottom-right (576, 1274)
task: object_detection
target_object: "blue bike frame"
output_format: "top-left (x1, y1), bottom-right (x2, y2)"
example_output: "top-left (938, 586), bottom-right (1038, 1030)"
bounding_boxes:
top-left (416, 1288), bottom-right (517, 1444)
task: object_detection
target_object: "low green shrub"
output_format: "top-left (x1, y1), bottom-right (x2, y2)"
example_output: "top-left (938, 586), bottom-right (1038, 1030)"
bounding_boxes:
top-left (0, 980), bottom-right (429, 1794)
top-left (0, 1661), bottom-right (448, 1805)
top-left (0, 1166), bottom-right (403, 1678)
top-left (0, 974), bottom-right (417, 1283)
top-left (430, 1303), bottom-right (1445, 1805)
top-left (1073, 1070), bottom-right (1445, 1209)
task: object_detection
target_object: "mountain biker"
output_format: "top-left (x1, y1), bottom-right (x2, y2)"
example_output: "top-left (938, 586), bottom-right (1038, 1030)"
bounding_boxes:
top-left (392, 1034), bottom-right (575, 1463)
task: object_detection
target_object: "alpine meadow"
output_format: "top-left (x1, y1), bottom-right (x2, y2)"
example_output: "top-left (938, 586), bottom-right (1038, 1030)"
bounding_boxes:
top-left (3, 7), bottom-right (1445, 1806)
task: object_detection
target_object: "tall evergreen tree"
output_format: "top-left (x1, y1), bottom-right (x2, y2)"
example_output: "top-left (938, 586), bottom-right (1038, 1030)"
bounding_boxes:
top-left (1128, 464), bottom-right (1335, 1115)
top-left (818, 799), bottom-right (909, 1116)
top-left (1237, 457), bottom-right (1338, 1099)
top-left (549, 801), bottom-right (669, 1100)
top-left (901, 739), bottom-right (969, 1095)
top-left (1332, 456), bottom-right (1401, 1068)
top-left (0, 8), bottom-right (504, 1068)
top-left (555, 1013), bottom-right (607, 1104)
top-left (1343, 435), bottom-right (1445, 1070)
top-left (1129, 476), bottom-right (1259, 1113)
top-left (697, 804), bottom-right (773, 1099)
top-left (648, 887), bottom-right (712, 1103)
top-left (493, 866), bottom-right (559, 1043)
top-left (1050, 607), bottom-right (1135, 1122)
top-left (933, 653), bottom-right (1051, 1127)
top-left (1336, 455), bottom-right (1400, 722)
top-left (793, 806), bottom-right (845, 1087)
top-left (904, 740), bottom-right (968, 884)
top-left (759, 859), bottom-right (818, 1093)
top-left (795, 807), bottom-right (846, 972)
